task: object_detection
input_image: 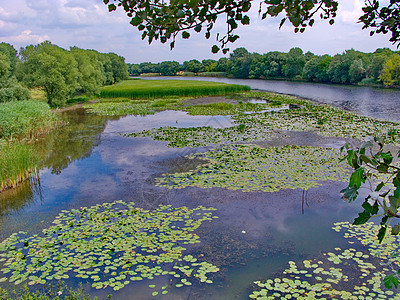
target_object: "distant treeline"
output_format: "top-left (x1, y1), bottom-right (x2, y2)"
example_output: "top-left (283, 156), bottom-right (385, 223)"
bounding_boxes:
top-left (127, 47), bottom-right (400, 87)
top-left (0, 42), bottom-right (129, 106)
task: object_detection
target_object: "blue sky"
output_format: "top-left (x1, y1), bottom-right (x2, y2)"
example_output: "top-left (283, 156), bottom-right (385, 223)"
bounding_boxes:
top-left (0, 0), bottom-right (397, 63)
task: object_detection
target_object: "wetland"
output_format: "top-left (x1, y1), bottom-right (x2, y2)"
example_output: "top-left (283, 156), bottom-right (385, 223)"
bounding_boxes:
top-left (0, 79), bottom-right (400, 299)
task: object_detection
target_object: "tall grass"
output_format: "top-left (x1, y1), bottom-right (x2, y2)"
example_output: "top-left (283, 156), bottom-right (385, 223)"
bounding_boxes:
top-left (100, 79), bottom-right (250, 99)
top-left (0, 141), bottom-right (39, 191)
top-left (0, 100), bottom-right (57, 192)
top-left (0, 100), bottom-right (57, 139)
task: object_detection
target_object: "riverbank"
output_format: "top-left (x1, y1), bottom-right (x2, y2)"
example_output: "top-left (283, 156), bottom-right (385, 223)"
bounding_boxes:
top-left (0, 100), bottom-right (58, 192)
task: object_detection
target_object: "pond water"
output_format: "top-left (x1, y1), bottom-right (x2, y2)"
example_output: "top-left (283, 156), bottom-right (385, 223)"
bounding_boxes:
top-left (143, 77), bottom-right (400, 122)
top-left (0, 82), bottom-right (392, 299)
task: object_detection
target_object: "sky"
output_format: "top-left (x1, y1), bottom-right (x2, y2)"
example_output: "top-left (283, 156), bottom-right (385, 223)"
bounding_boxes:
top-left (0, 0), bottom-right (397, 63)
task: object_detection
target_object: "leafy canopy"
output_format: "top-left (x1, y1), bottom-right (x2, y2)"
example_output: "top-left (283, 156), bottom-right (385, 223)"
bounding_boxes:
top-left (105, 0), bottom-right (400, 53)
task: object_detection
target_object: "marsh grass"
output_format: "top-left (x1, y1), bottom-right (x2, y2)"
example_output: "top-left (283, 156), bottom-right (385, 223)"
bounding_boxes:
top-left (99, 79), bottom-right (250, 99)
top-left (0, 141), bottom-right (40, 191)
top-left (0, 100), bottom-right (57, 140)
top-left (0, 100), bottom-right (58, 192)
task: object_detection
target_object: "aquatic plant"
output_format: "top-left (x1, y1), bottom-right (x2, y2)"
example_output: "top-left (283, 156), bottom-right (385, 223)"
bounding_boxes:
top-left (0, 282), bottom-right (98, 300)
top-left (0, 201), bottom-right (219, 295)
top-left (234, 100), bottom-right (400, 144)
top-left (249, 221), bottom-right (400, 299)
top-left (99, 79), bottom-right (250, 99)
top-left (128, 125), bottom-right (277, 147)
top-left (156, 144), bottom-right (349, 192)
top-left (0, 141), bottom-right (40, 192)
top-left (0, 100), bottom-right (57, 140)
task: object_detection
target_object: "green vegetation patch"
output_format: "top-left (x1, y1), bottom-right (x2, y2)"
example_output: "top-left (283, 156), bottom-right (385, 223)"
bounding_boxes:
top-left (0, 201), bottom-right (219, 294)
top-left (0, 141), bottom-right (40, 191)
top-left (234, 92), bottom-right (400, 144)
top-left (99, 79), bottom-right (250, 99)
top-left (250, 222), bottom-right (400, 299)
top-left (156, 144), bottom-right (349, 192)
top-left (128, 125), bottom-right (276, 148)
top-left (0, 100), bottom-right (57, 140)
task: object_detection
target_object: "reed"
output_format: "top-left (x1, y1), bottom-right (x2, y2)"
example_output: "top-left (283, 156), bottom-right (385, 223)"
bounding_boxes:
top-left (0, 100), bottom-right (57, 140)
top-left (0, 140), bottom-right (39, 191)
top-left (0, 100), bottom-right (57, 192)
top-left (100, 79), bottom-right (250, 99)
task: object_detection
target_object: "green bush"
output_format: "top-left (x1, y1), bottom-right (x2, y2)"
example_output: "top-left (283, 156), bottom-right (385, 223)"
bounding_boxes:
top-left (0, 100), bottom-right (56, 139)
top-left (0, 82), bottom-right (30, 103)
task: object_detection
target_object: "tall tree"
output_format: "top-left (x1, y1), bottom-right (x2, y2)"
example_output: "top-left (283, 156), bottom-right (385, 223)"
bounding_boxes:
top-left (18, 41), bottom-right (79, 106)
top-left (379, 54), bottom-right (400, 86)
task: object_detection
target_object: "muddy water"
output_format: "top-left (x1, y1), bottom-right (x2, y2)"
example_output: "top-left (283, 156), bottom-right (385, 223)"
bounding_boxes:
top-left (0, 107), bottom-right (362, 299)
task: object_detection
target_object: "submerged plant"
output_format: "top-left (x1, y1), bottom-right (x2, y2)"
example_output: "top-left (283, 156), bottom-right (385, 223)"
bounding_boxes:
top-left (156, 144), bottom-right (349, 192)
top-left (0, 201), bottom-right (219, 294)
top-left (250, 222), bottom-right (400, 299)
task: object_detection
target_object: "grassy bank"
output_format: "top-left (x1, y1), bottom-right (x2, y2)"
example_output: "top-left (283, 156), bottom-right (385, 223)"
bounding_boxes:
top-left (100, 79), bottom-right (250, 99)
top-left (0, 100), bottom-right (57, 192)
top-left (0, 100), bottom-right (57, 140)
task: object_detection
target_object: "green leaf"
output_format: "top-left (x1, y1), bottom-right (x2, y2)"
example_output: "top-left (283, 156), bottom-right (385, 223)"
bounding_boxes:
top-left (375, 181), bottom-right (385, 191)
top-left (341, 186), bottom-right (358, 202)
top-left (391, 224), bottom-right (400, 235)
top-left (211, 45), bottom-right (219, 53)
top-left (377, 163), bottom-right (389, 173)
top-left (384, 275), bottom-right (399, 289)
top-left (182, 31), bottom-right (190, 39)
top-left (353, 211), bottom-right (371, 225)
top-left (349, 168), bottom-right (365, 189)
top-left (378, 225), bottom-right (387, 243)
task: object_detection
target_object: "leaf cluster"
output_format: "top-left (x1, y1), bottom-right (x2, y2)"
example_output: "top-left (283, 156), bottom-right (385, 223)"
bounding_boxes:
top-left (341, 137), bottom-right (400, 244)
top-left (104, 0), bottom-right (338, 53)
top-left (360, 0), bottom-right (400, 47)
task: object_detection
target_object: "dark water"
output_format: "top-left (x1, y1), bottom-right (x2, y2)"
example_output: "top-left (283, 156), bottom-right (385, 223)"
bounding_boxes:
top-left (143, 77), bottom-right (400, 122)
top-left (0, 96), bottom-right (367, 298)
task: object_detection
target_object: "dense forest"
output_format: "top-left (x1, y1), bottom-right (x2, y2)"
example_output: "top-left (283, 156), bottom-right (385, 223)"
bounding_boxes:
top-left (127, 47), bottom-right (400, 87)
top-left (0, 41), bottom-right (129, 107)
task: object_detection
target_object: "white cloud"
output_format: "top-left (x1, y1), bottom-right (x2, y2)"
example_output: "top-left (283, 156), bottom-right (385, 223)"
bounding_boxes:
top-left (4, 30), bottom-right (50, 45)
top-left (0, 0), bottom-right (397, 62)
top-left (339, 0), bottom-right (364, 24)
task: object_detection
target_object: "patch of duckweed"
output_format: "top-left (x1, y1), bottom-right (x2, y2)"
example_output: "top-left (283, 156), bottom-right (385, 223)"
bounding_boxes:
top-left (84, 95), bottom-right (284, 117)
top-left (127, 125), bottom-right (277, 148)
top-left (0, 201), bottom-right (219, 294)
top-left (156, 144), bottom-right (349, 192)
top-left (235, 100), bottom-right (400, 144)
top-left (184, 102), bottom-right (281, 116)
top-left (250, 222), bottom-right (400, 299)
top-left (233, 91), bottom-right (308, 106)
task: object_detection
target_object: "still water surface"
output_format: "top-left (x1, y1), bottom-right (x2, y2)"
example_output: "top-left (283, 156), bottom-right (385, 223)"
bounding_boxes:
top-left (0, 79), bottom-right (392, 299)
top-left (145, 77), bottom-right (400, 122)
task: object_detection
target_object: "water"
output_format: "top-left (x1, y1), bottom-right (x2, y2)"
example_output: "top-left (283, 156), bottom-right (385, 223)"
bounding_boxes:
top-left (142, 77), bottom-right (400, 122)
top-left (0, 81), bottom-right (387, 299)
